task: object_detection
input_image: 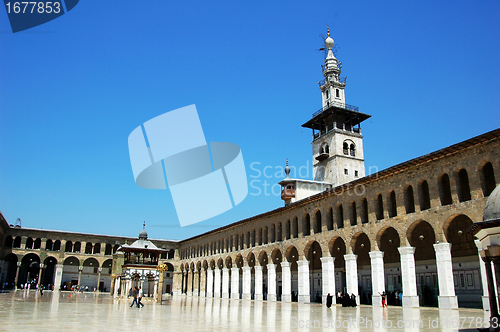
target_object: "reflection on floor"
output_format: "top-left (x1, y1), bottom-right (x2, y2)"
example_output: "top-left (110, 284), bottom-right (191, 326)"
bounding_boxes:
top-left (0, 290), bottom-right (491, 331)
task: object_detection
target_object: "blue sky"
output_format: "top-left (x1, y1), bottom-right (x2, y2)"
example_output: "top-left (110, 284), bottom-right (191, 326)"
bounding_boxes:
top-left (1, 1), bottom-right (499, 241)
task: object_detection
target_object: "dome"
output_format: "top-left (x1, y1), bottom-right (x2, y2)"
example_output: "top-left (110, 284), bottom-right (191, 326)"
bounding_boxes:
top-left (139, 229), bottom-right (148, 239)
top-left (483, 185), bottom-right (500, 222)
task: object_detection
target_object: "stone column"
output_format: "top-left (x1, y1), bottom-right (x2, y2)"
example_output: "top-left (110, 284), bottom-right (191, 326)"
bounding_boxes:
top-left (231, 268), bottom-right (240, 299)
top-left (193, 269), bottom-right (200, 296)
top-left (114, 276), bottom-right (120, 297)
top-left (398, 247), bottom-right (419, 307)
top-left (320, 256), bottom-right (335, 305)
top-left (96, 267), bottom-right (102, 292)
top-left (242, 266), bottom-right (251, 300)
top-left (434, 242), bottom-right (458, 309)
top-left (344, 254), bottom-right (359, 304)
top-left (153, 280), bottom-right (158, 300)
top-left (214, 268), bottom-right (221, 298)
top-left (222, 268), bottom-right (230, 298)
top-left (369, 251), bottom-right (385, 307)
top-left (297, 260), bottom-right (310, 303)
top-left (484, 257), bottom-right (500, 319)
top-left (187, 270), bottom-right (193, 296)
top-left (267, 263), bottom-right (277, 301)
top-left (254, 265), bottom-right (263, 300)
top-left (37, 264), bottom-right (45, 287)
top-left (281, 262), bottom-right (291, 303)
top-left (77, 266), bottom-right (83, 286)
top-left (206, 268), bottom-right (214, 298)
top-left (475, 240), bottom-right (491, 311)
top-left (173, 271), bottom-right (182, 296)
top-left (53, 264), bottom-right (63, 291)
top-left (14, 262), bottom-right (21, 289)
top-left (199, 269), bottom-right (206, 298)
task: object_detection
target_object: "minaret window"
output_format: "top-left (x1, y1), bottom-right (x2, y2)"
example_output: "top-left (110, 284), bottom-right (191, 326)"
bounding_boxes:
top-left (343, 142), bottom-right (349, 155)
top-left (336, 89), bottom-right (340, 98)
top-left (350, 144), bottom-right (356, 156)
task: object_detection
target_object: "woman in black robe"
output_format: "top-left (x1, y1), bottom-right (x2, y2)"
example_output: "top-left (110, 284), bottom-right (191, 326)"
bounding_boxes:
top-left (326, 293), bottom-right (333, 308)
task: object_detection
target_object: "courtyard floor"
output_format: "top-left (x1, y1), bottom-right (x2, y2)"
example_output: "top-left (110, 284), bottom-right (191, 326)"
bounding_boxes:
top-left (0, 290), bottom-right (493, 331)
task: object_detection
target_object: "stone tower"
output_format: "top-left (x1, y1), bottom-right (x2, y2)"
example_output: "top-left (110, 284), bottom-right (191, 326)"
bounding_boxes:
top-left (302, 28), bottom-right (371, 187)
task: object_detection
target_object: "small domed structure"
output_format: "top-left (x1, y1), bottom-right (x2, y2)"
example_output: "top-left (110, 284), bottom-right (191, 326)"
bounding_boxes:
top-left (483, 184), bottom-right (500, 222)
top-left (139, 229), bottom-right (148, 240)
top-left (325, 27), bottom-right (334, 49)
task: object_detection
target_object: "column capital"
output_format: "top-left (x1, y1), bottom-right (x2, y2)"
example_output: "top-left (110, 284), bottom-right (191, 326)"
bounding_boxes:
top-left (368, 250), bottom-right (384, 259)
top-left (254, 265), bottom-right (262, 271)
top-left (78, 266), bottom-right (83, 271)
top-left (17, 262), bottom-right (21, 267)
top-left (39, 264), bottom-right (45, 268)
top-left (266, 263), bottom-right (276, 270)
top-left (433, 242), bottom-right (452, 252)
top-left (297, 260), bottom-right (309, 267)
top-left (343, 253), bottom-right (357, 261)
top-left (242, 266), bottom-right (251, 272)
top-left (280, 261), bottom-right (290, 268)
top-left (320, 256), bottom-right (334, 264)
top-left (397, 246), bottom-right (415, 255)
top-left (231, 267), bottom-right (239, 272)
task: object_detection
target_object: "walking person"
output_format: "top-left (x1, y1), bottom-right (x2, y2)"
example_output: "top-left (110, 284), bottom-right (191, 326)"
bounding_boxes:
top-left (326, 293), bottom-right (333, 308)
top-left (138, 286), bottom-right (144, 308)
top-left (130, 286), bottom-right (139, 308)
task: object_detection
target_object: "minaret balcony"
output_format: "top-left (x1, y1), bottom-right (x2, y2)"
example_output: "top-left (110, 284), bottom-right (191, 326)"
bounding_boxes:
top-left (281, 187), bottom-right (295, 200)
top-left (316, 153), bottom-right (329, 161)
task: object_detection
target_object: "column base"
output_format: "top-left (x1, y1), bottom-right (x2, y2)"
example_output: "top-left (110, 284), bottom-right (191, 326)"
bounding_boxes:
top-left (438, 296), bottom-right (458, 309)
top-left (242, 293), bottom-right (251, 300)
top-left (199, 293), bottom-right (205, 298)
top-left (222, 293), bottom-right (229, 299)
top-left (206, 293), bottom-right (213, 298)
top-left (255, 294), bottom-right (263, 301)
top-left (298, 295), bottom-right (310, 304)
top-left (268, 294), bottom-right (277, 302)
top-left (214, 293), bottom-right (221, 298)
top-left (282, 294), bottom-right (292, 303)
top-left (193, 290), bottom-right (199, 297)
top-left (482, 296), bottom-right (490, 311)
top-left (402, 296), bottom-right (419, 308)
top-left (372, 295), bottom-right (382, 307)
top-left (187, 291), bottom-right (192, 296)
top-left (231, 293), bottom-right (239, 300)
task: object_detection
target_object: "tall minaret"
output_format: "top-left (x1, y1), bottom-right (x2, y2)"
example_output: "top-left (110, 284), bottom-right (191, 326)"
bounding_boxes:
top-left (302, 28), bottom-right (371, 187)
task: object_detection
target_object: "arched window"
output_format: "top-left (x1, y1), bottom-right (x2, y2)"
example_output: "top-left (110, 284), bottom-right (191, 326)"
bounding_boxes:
top-left (361, 198), bottom-right (369, 224)
top-left (302, 214), bottom-right (311, 236)
top-left (336, 204), bottom-right (344, 229)
top-left (314, 211), bottom-right (322, 234)
top-left (105, 244), bottom-right (112, 255)
top-left (350, 201), bottom-right (357, 226)
top-left (388, 190), bottom-right (397, 218)
top-left (350, 144), bottom-right (356, 157)
top-left (33, 238), bottom-right (41, 249)
top-left (65, 241), bottom-right (73, 252)
top-left (405, 185), bottom-right (415, 214)
top-left (13, 236), bottom-right (21, 248)
top-left (93, 243), bottom-right (101, 254)
top-left (85, 242), bottom-right (93, 254)
top-left (343, 142), bottom-right (349, 155)
top-left (53, 240), bottom-right (61, 251)
top-left (439, 173), bottom-right (453, 206)
top-left (4, 236), bottom-right (13, 248)
top-left (481, 162), bottom-right (496, 197)
top-left (46, 239), bottom-right (53, 251)
top-left (458, 169), bottom-right (471, 202)
top-left (26, 237), bottom-right (34, 249)
top-left (376, 194), bottom-right (384, 220)
top-left (292, 217), bottom-right (298, 238)
top-left (419, 180), bottom-right (431, 210)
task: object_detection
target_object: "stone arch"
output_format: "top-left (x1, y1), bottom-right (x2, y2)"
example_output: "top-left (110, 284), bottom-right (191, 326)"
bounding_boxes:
top-left (247, 252), bottom-right (256, 267)
top-left (313, 210), bottom-right (322, 234)
top-left (217, 258), bottom-right (224, 269)
top-left (257, 250), bottom-right (268, 267)
top-left (83, 257), bottom-right (99, 268)
top-left (351, 233), bottom-right (371, 267)
top-left (33, 238), bottom-right (41, 249)
top-left (407, 220), bottom-right (436, 260)
top-left (225, 256), bottom-right (233, 269)
top-left (13, 236), bottom-right (21, 248)
top-left (19, 253), bottom-right (41, 287)
top-left (438, 173), bottom-right (453, 206)
top-left (209, 259), bottom-right (216, 270)
top-left (376, 226), bottom-right (401, 263)
top-left (418, 179), bottom-right (431, 211)
top-left (4, 253), bottom-right (18, 288)
top-left (26, 237), bottom-right (34, 249)
top-left (85, 242), bottom-right (93, 254)
top-left (235, 254), bottom-right (244, 268)
top-left (73, 241), bottom-right (81, 253)
top-left (329, 236), bottom-right (346, 268)
top-left (443, 214), bottom-right (477, 257)
top-left (404, 184), bottom-right (416, 214)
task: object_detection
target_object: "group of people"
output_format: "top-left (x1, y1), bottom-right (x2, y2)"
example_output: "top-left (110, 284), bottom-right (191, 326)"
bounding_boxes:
top-left (335, 291), bottom-right (357, 307)
top-left (129, 286), bottom-right (145, 308)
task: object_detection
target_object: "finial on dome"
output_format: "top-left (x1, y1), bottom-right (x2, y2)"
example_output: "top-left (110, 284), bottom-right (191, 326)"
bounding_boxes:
top-left (327, 26), bottom-right (330, 37)
top-left (285, 159), bottom-right (291, 178)
top-left (324, 27), bottom-right (334, 50)
top-left (143, 221), bottom-right (145, 230)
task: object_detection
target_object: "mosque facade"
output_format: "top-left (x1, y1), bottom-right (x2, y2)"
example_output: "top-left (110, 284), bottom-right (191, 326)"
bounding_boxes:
top-left (0, 32), bottom-right (499, 310)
